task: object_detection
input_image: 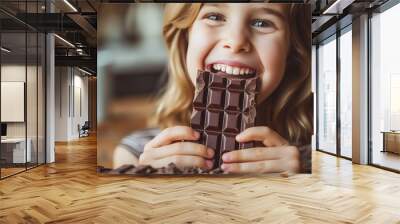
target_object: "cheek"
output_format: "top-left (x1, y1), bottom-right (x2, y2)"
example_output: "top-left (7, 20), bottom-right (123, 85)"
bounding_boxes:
top-left (256, 35), bottom-right (289, 102)
top-left (186, 23), bottom-right (214, 85)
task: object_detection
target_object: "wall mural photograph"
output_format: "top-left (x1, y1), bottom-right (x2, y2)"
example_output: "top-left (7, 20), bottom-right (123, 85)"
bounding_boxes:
top-left (97, 3), bottom-right (313, 176)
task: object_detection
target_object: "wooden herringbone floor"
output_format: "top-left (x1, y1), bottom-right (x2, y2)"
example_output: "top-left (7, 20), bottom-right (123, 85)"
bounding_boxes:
top-left (1, 135), bottom-right (400, 224)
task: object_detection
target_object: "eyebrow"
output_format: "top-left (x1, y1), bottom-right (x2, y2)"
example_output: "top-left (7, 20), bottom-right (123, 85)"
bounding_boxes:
top-left (257, 7), bottom-right (286, 20)
top-left (202, 4), bottom-right (286, 21)
top-left (203, 3), bottom-right (226, 8)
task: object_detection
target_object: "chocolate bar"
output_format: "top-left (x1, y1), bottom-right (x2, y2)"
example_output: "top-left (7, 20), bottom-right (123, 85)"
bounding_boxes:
top-left (190, 70), bottom-right (260, 169)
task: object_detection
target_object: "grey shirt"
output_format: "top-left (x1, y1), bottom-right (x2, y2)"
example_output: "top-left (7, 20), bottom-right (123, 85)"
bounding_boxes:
top-left (119, 128), bottom-right (161, 158)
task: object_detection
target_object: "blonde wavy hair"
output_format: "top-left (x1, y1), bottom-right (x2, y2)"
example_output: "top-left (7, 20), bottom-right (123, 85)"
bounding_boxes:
top-left (155, 3), bottom-right (312, 145)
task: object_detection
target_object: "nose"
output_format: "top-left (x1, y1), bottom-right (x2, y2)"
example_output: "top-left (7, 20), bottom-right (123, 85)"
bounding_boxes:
top-left (222, 28), bottom-right (251, 53)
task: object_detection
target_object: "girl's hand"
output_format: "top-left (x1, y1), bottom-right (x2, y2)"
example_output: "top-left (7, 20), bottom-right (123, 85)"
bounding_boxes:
top-left (221, 127), bottom-right (300, 174)
top-left (139, 126), bottom-right (215, 170)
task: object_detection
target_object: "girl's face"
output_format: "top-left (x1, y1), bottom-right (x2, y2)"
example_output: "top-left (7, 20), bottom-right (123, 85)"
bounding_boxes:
top-left (186, 3), bottom-right (290, 103)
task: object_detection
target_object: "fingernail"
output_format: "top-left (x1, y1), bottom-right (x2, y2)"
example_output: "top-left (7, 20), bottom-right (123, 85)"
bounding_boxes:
top-left (206, 160), bottom-right (214, 169)
top-left (221, 164), bottom-right (228, 170)
top-left (222, 153), bottom-right (229, 161)
top-left (235, 134), bottom-right (242, 141)
top-left (207, 148), bottom-right (214, 158)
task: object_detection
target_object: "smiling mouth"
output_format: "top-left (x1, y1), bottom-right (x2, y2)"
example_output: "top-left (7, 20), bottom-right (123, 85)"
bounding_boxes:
top-left (206, 63), bottom-right (257, 77)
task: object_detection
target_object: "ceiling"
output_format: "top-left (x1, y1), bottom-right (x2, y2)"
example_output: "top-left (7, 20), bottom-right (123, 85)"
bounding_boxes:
top-left (0, 0), bottom-right (393, 75)
top-left (0, 0), bottom-right (98, 74)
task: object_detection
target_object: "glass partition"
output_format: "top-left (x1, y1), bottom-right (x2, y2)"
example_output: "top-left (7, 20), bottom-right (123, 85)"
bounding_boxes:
top-left (38, 32), bottom-right (45, 165)
top-left (0, 1), bottom-right (46, 179)
top-left (27, 30), bottom-right (38, 169)
top-left (1, 30), bottom-right (28, 177)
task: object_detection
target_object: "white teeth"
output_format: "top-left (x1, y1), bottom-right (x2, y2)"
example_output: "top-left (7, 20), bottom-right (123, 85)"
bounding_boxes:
top-left (225, 66), bottom-right (233, 74)
top-left (232, 67), bottom-right (240, 75)
top-left (221, 64), bottom-right (226, 72)
top-left (211, 63), bottom-right (255, 76)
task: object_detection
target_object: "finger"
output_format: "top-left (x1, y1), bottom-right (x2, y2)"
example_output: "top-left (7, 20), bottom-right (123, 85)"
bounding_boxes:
top-left (221, 147), bottom-right (281, 163)
top-left (152, 155), bottom-right (214, 170)
top-left (280, 171), bottom-right (297, 178)
top-left (236, 126), bottom-right (288, 147)
top-left (221, 160), bottom-right (283, 174)
top-left (147, 126), bottom-right (199, 148)
top-left (147, 142), bottom-right (214, 160)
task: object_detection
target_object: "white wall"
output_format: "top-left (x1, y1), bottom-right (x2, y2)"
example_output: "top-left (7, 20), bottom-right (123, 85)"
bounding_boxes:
top-left (1, 65), bottom-right (27, 140)
top-left (1, 66), bottom-right (26, 132)
top-left (72, 73), bottom-right (89, 138)
top-left (1, 65), bottom-right (42, 138)
top-left (55, 67), bottom-right (69, 141)
top-left (1, 63), bottom-right (46, 164)
top-left (54, 67), bottom-right (89, 141)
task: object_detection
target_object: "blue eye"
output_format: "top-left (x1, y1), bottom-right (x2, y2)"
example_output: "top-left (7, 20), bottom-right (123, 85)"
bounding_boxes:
top-left (205, 13), bottom-right (225, 21)
top-left (252, 19), bottom-right (273, 28)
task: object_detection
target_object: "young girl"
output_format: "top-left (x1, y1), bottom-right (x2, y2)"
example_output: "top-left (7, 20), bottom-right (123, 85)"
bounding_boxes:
top-left (113, 3), bottom-right (312, 174)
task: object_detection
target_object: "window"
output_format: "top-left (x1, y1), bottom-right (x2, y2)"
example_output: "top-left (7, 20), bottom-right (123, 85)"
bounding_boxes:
top-left (316, 25), bottom-right (353, 159)
top-left (370, 2), bottom-right (400, 171)
top-left (317, 35), bottom-right (337, 154)
top-left (339, 28), bottom-right (352, 158)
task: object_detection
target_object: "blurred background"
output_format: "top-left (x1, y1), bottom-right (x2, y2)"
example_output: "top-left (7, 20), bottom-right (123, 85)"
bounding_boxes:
top-left (97, 4), bottom-right (167, 168)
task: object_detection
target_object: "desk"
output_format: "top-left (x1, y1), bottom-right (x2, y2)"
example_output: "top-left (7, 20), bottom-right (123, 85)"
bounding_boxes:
top-left (1, 138), bottom-right (32, 163)
top-left (381, 131), bottom-right (400, 154)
